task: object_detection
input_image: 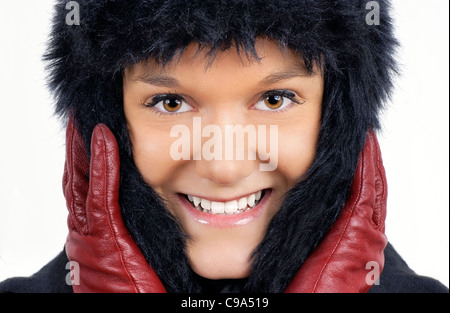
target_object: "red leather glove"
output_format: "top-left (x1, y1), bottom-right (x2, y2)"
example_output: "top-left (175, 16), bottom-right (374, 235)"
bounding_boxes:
top-left (285, 131), bottom-right (388, 293)
top-left (63, 118), bottom-right (166, 293)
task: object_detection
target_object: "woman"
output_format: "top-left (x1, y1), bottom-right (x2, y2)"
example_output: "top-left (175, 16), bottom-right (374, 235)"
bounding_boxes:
top-left (1, 0), bottom-right (447, 293)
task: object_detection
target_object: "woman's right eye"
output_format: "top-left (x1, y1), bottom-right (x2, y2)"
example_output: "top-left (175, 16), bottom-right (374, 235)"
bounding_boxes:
top-left (145, 95), bottom-right (194, 114)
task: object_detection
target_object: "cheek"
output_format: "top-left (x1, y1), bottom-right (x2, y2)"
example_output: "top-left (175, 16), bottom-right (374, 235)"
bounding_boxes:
top-left (130, 129), bottom-right (178, 190)
top-left (275, 125), bottom-right (320, 183)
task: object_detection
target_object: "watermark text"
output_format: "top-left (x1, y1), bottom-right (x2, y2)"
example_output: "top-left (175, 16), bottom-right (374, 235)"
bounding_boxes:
top-left (66, 1), bottom-right (80, 26)
top-left (170, 117), bottom-right (278, 172)
top-left (366, 1), bottom-right (380, 25)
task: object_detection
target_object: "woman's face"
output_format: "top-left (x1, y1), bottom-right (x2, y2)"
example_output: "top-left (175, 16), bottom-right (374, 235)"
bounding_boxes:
top-left (123, 40), bottom-right (324, 280)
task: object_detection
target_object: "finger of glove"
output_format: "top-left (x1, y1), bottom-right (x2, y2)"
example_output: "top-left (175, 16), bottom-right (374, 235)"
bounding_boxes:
top-left (82, 125), bottom-right (166, 292)
top-left (64, 118), bottom-right (89, 234)
top-left (85, 124), bottom-right (121, 236)
top-left (349, 131), bottom-right (387, 230)
top-left (369, 132), bottom-right (387, 231)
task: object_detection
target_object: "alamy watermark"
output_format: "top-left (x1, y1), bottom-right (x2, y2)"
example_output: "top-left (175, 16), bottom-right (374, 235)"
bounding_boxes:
top-left (365, 261), bottom-right (381, 286)
top-left (64, 1), bottom-right (379, 27)
top-left (366, 1), bottom-right (380, 26)
top-left (65, 261), bottom-right (80, 286)
top-left (65, 1), bottom-right (80, 26)
top-left (63, 260), bottom-right (381, 287)
top-left (170, 117), bottom-right (279, 172)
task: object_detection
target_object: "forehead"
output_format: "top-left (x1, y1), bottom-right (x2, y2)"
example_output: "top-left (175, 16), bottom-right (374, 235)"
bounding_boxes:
top-left (124, 39), bottom-right (316, 82)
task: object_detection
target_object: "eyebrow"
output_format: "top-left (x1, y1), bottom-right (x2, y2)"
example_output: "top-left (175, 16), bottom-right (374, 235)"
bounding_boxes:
top-left (136, 73), bottom-right (180, 87)
top-left (258, 68), bottom-right (312, 85)
top-left (134, 65), bottom-right (314, 88)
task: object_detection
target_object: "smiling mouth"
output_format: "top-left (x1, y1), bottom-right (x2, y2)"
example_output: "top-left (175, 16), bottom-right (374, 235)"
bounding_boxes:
top-left (184, 190), bottom-right (266, 215)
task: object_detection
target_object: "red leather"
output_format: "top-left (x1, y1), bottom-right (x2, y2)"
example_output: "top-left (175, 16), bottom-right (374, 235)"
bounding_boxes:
top-left (284, 131), bottom-right (387, 293)
top-left (64, 119), bottom-right (166, 293)
top-left (64, 119), bottom-right (386, 293)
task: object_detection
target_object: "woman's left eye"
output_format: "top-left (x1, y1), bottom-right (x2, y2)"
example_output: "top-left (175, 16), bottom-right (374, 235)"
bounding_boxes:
top-left (253, 90), bottom-right (302, 111)
top-left (144, 94), bottom-right (193, 114)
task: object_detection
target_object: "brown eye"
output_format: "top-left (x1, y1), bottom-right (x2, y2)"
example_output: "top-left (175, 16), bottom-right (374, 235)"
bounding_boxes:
top-left (145, 94), bottom-right (193, 114)
top-left (264, 95), bottom-right (284, 110)
top-left (163, 98), bottom-right (182, 112)
top-left (253, 90), bottom-right (302, 112)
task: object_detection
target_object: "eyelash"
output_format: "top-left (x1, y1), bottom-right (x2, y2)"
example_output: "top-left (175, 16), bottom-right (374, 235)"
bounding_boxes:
top-left (141, 90), bottom-right (304, 114)
top-left (261, 90), bottom-right (303, 106)
top-left (141, 93), bottom-right (188, 115)
top-left (142, 93), bottom-right (183, 107)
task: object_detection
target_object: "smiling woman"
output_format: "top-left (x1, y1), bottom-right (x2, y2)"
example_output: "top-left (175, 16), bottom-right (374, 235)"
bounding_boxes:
top-left (0, 0), bottom-right (448, 294)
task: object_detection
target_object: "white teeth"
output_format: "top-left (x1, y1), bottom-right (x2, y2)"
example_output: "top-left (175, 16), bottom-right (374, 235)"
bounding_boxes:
top-left (200, 199), bottom-right (211, 211)
top-left (255, 190), bottom-right (262, 201)
top-left (193, 196), bottom-right (201, 207)
top-left (211, 201), bottom-right (225, 214)
top-left (247, 193), bottom-right (256, 207)
top-left (186, 190), bottom-right (265, 215)
top-left (224, 200), bottom-right (238, 214)
top-left (238, 197), bottom-right (248, 210)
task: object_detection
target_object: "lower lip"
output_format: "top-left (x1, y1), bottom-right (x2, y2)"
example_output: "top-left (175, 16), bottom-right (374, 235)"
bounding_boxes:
top-left (178, 189), bottom-right (272, 228)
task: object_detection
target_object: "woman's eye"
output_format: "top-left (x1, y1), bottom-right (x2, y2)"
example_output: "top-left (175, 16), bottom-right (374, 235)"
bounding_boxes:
top-left (145, 95), bottom-right (193, 114)
top-left (253, 90), bottom-right (302, 111)
top-left (263, 95), bottom-right (284, 110)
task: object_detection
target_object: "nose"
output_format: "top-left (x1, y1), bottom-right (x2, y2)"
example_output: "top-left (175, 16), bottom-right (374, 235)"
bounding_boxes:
top-left (196, 157), bottom-right (256, 186)
top-left (193, 116), bottom-right (258, 186)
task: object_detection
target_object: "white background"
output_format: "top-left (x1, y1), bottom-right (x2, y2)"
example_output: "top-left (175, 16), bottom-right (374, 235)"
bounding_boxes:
top-left (0, 1), bottom-right (448, 288)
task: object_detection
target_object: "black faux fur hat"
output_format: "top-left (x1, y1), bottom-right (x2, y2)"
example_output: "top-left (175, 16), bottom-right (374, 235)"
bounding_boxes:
top-left (45, 0), bottom-right (398, 292)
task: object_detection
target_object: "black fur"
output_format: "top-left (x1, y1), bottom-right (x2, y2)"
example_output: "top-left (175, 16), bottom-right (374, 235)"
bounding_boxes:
top-left (44, 0), bottom-right (398, 292)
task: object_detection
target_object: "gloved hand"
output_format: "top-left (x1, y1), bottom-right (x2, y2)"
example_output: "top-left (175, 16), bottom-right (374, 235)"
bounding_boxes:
top-left (285, 131), bottom-right (388, 293)
top-left (63, 118), bottom-right (166, 293)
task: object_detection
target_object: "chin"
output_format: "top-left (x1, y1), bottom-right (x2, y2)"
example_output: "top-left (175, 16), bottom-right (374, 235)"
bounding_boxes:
top-left (190, 261), bottom-right (252, 280)
top-left (186, 241), bottom-right (255, 280)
